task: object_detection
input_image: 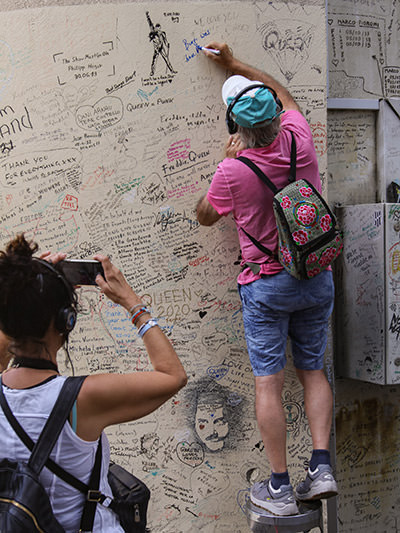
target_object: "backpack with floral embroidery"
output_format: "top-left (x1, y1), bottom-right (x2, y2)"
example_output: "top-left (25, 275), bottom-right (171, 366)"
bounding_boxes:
top-left (237, 131), bottom-right (343, 280)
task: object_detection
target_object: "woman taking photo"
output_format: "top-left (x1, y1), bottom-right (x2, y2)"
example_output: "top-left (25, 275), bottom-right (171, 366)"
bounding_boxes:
top-left (0, 233), bottom-right (187, 532)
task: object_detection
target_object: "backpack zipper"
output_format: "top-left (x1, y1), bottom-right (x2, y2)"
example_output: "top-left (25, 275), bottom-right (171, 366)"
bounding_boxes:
top-left (0, 497), bottom-right (45, 533)
top-left (134, 503), bottom-right (141, 522)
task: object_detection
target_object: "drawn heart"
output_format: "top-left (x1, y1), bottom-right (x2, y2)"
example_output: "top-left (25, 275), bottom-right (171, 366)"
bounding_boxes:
top-left (176, 441), bottom-right (204, 467)
top-left (332, 59), bottom-right (339, 67)
top-left (199, 311), bottom-right (207, 318)
top-left (76, 96), bottom-right (123, 132)
top-left (207, 365), bottom-right (228, 380)
top-left (191, 468), bottom-right (230, 500)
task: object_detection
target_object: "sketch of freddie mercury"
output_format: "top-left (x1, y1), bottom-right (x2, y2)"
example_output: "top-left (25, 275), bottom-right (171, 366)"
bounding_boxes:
top-left (146, 12), bottom-right (177, 76)
top-left (184, 376), bottom-right (245, 453)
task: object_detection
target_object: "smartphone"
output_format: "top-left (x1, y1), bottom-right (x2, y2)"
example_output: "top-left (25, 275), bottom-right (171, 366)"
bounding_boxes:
top-left (60, 259), bottom-right (104, 286)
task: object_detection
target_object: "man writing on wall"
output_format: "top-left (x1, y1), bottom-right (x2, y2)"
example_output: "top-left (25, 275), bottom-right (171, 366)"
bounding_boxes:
top-left (196, 42), bottom-right (338, 516)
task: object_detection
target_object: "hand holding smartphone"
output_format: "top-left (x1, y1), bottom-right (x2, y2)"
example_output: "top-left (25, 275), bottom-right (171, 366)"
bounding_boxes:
top-left (60, 259), bottom-right (104, 286)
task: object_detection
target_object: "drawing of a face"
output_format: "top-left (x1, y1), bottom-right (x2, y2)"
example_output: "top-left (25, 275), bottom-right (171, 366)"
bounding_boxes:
top-left (184, 376), bottom-right (245, 453)
top-left (195, 400), bottom-right (229, 452)
top-left (141, 433), bottom-right (160, 459)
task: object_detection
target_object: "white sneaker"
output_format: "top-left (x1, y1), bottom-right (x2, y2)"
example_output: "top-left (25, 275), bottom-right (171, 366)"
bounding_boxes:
top-left (250, 479), bottom-right (299, 516)
top-left (295, 465), bottom-right (338, 501)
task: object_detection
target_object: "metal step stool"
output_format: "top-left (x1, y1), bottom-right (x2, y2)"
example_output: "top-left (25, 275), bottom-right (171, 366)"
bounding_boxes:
top-left (246, 499), bottom-right (323, 533)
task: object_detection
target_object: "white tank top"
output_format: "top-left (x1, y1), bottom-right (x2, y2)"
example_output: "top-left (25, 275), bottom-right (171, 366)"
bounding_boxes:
top-left (0, 374), bottom-right (124, 533)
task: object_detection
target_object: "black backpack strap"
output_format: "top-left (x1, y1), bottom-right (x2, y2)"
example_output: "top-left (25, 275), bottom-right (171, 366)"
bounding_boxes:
top-left (0, 376), bottom-right (87, 482)
top-left (29, 376), bottom-right (87, 473)
top-left (235, 131), bottom-right (298, 260)
top-left (240, 227), bottom-right (276, 259)
top-left (236, 156), bottom-right (278, 194)
top-left (237, 131), bottom-right (297, 188)
top-left (234, 157), bottom-right (278, 259)
top-left (288, 131), bottom-right (297, 183)
top-left (236, 156), bottom-right (278, 258)
top-left (79, 437), bottom-right (104, 532)
top-left (235, 156), bottom-right (278, 258)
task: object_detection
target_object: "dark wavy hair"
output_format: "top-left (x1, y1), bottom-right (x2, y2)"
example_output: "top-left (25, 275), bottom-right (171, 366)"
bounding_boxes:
top-left (0, 234), bottom-right (76, 340)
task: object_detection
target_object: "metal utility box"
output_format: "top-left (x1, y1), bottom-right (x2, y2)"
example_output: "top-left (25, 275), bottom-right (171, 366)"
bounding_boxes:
top-left (335, 203), bottom-right (400, 384)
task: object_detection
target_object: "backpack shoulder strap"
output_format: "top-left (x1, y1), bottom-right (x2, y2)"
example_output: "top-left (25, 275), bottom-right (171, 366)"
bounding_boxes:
top-left (79, 437), bottom-right (103, 532)
top-left (236, 156), bottom-right (278, 195)
top-left (235, 157), bottom-right (278, 259)
top-left (0, 375), bottom-right (86, 475)
top-left (235, 132), bottom-right (296, 260)
top-left (29, 376), bottom-right (87, 473)
top-left (288, 131), bottom-right (297, 183)
top-left (240, 227), bottom-right (276, 259)
top-left (236, 130), bottom-right (297, 188)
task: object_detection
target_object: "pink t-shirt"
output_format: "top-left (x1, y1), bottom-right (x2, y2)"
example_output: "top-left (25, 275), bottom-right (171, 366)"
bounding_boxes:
top-left (207, 110), bottom-right (322, 284)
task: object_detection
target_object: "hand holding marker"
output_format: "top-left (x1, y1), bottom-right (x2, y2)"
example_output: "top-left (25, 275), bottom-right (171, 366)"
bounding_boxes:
top-left (200, 46), bottom-right (221, 55)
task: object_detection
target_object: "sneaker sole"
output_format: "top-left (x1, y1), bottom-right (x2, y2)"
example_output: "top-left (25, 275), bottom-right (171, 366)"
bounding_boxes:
top-left (250, 496), bottom-right (299, 516)
top-left (296, 482), bottom-right (338, 502)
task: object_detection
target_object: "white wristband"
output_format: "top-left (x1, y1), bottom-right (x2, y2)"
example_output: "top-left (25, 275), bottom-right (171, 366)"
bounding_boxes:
top-left (137, 318), bottom-right (158, 338)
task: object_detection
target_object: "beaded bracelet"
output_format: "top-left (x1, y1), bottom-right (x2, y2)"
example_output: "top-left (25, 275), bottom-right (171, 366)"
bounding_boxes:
top-left (129, 303), bottom-right (144, 316)
top-left (131, 307), bottom-right (150, 326)
top-left (138, 318), bottom-right (158, 338)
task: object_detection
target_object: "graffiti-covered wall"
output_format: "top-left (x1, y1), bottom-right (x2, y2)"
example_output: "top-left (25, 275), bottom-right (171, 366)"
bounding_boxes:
top-left (0, 2), bottom-right (327, 531)
top-left (328, 0), bottom-right (400, 99)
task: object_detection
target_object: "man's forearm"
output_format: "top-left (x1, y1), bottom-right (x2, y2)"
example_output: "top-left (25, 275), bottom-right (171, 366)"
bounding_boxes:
top-left (227, 57), bottom-right (300, 112)
top-left (196, 194), bottom-right (222, 226)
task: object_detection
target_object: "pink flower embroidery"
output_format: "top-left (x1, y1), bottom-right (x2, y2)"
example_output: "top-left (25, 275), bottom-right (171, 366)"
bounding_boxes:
top-left (306, 252), bottom-right (318, 265)
top-left (292, 229), bottom-right (309, 245)
top-left (297, 204), bottom-right (317, 226)
top-left (320, 214), bottom-right (332, 233)
top-left (318, 247), bottom-right (337, 267)
top-left (281, 196), bottom-right (292, 209)
top-left (307, 267), bottom-right (321, 278)
top-left (280, 245), bottom-right (292, 265)
top-left (299, 186), bottom-right (313, 198)
top-left (335, 235), bottom-right (343, 254)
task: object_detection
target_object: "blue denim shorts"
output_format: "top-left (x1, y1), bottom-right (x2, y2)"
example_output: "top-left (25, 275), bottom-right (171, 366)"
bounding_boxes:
top-left (238, 270), bottom-right (334, 376)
